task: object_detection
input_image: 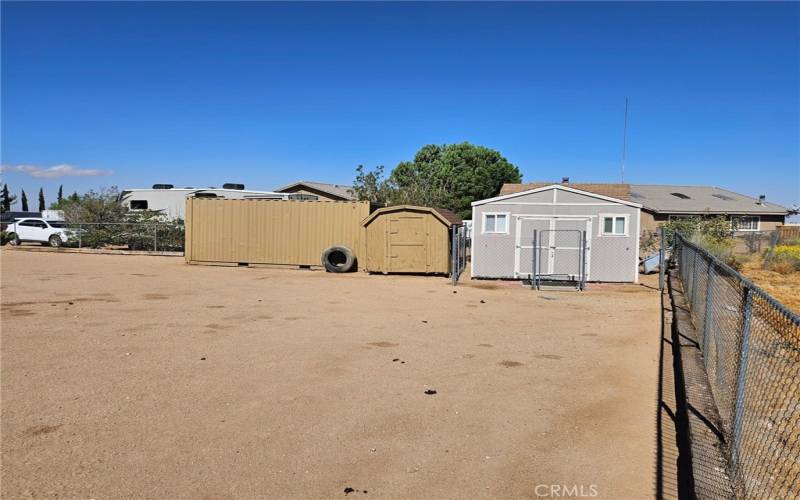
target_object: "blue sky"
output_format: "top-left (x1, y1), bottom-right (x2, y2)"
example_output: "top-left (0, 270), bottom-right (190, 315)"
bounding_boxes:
top-left (1, 1), bottom-right (798, 210)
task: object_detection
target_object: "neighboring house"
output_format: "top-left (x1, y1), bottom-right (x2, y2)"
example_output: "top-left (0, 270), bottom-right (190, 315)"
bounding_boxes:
top-left (120, 184), bottom-right (299, 220)
top-left (628, 185), bottom-right (790, 233)
top-left (275, 181), bottom-right (356, 201)
top-left (501, 181), bottom-right (791, 234)
top-left (473, 183), bottom-right (641, 283)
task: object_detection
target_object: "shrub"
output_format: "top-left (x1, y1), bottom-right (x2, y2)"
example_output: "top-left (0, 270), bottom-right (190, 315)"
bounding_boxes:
top-left (663, 215), bottom-right (733, 247)
top-left (764, 245), bottom-right (800, 273)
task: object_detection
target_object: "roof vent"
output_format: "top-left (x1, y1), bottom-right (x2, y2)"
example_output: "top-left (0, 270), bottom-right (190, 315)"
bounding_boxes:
top-left (758, 194), bottom-right (766, 205)
top-left (561, 177), bottom-right (570, 184)
top-left (712, 193), bottom-right (734, 201)
top-left (223, 183), bottom-right (245, 190)
top-left (670, 192), bottom-right (691, 200)
top-left (152, 184), bottom-right (174, 190)
top-left (630, 192), bottom-right (644, 199)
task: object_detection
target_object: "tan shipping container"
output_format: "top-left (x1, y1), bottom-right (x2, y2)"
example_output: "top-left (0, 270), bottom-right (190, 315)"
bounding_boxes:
top-left (362, 205), bottom-right (461, 274)
top-left (185, 197), bottom-right (371, 267)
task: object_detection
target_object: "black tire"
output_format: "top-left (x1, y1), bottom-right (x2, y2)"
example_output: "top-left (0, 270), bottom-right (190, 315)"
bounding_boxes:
top-left (7, 233), bottom-right (20, 246)
top-left (321, 246), bottom-right (355, 273)
top-left (48, 234), bottom-right (63, 247)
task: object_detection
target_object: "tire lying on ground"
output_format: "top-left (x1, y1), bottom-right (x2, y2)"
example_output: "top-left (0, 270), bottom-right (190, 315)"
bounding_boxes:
top-left (321, 246), bottom-right (356, 273)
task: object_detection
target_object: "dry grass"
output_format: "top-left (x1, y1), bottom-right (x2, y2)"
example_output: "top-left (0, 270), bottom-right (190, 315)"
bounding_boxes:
top-left (740, 257), bottom-right (800, 314)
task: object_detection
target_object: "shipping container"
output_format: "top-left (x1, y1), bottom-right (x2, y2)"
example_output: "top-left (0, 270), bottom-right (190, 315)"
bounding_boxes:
top-left (185, 198), bottom-right (371, 268)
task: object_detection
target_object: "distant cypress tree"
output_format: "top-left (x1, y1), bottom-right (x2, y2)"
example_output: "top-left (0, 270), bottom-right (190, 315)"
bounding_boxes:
top-left (38, 188), bottom-right (45, 211)
top-left (1, 184), bottom-right (12, 212)
top-left (21, 189), bottom-right (29, 211)
top-left (57, 185), bottom-right (63, 203)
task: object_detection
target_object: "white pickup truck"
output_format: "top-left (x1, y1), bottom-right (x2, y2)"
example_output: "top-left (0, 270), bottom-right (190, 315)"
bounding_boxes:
top-left (3, 218), bottom-right (70, 247)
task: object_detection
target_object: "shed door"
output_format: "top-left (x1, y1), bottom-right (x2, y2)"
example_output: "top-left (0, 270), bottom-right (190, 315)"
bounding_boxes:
top-left (388, 216), bottom-right (427, 272)
top-left (551, 219), bottom-right (588, 278)
top-left (515, 218), bottom-right (550, 278)
top-left (515, 217), bottom-right (591, 279)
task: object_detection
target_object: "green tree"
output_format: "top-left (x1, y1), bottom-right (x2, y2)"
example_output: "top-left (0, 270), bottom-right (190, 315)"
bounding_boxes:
top-left (1, 184), bottom-right (17, 213)
top-left (387, 142), bottom-right (522, 219)
top-left (57, 185), bottom-right (63, 203)
top-left (38, 188), bottom-right (45, 211)
top-left (353, 165), bottom-right (391, 204)
top-left (20, 190), bottom-right (28, 211)
top-left (59, 186), bottom-right (127, 224)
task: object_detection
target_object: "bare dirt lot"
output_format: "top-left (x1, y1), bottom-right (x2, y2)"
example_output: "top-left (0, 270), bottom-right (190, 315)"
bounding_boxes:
top-left (1, 250), bottom-right (660, 499)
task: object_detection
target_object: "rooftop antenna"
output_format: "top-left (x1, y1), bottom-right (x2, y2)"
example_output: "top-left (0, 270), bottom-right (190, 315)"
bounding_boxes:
top-left (620, 97), bottom-right (629, 183)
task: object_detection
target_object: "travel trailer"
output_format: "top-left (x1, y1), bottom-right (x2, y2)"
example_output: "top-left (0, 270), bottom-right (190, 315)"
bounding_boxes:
top-left (119, 183), bottom-right (317, 219)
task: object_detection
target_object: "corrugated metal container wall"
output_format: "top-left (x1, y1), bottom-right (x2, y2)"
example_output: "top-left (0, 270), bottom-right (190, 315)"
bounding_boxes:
top-left (185, 198), bottom-right (371, 266)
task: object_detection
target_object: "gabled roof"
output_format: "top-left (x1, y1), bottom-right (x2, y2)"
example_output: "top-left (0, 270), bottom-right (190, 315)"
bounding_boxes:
top-left (501, 182), bottom-right (631, 201)
top-left (362, 205), bottom-right (462, 227)
top-left (474, 184), bottom-right (642, 208)
top-left (629, 185), bottom-right (789, 215)
top-left (275, 181), bottom-right (356, 200)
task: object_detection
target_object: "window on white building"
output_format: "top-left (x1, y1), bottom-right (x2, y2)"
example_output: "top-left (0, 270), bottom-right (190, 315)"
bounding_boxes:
top-left (483, 213), bottom-right (508, 234)
top-left (601, 215), bottom-right (628, 236)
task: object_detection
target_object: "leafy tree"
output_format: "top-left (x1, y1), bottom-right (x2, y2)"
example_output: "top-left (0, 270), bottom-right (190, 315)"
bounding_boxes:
top-left (387, 142), bottom-right (522, 219)
top-left (20, 190), bottom-right (28, 211)
top-left (58, 186), bottom-right (127, 224)
top-left (57, 185), bottom-right (63, 203)
top-left (1, 184), bottom-right (17, 213)
top-left (38, 188), bottom-right (45, 211)
top-left (353, 165), bottom-right (392, 204)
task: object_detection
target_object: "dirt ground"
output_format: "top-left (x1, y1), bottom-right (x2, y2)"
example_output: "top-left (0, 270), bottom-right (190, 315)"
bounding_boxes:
top-left (1, 250), bottom-right (661, 499)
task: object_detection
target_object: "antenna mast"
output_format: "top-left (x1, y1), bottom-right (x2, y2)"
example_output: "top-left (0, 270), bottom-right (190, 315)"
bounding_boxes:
top-left (621, 97), bottom-right (629, 183)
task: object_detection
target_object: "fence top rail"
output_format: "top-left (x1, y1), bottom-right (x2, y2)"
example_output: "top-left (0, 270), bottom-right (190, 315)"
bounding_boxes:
top-left (676, 233), bottom-right (800, 326)
top-left (63, 222), bottom-right (184, 226)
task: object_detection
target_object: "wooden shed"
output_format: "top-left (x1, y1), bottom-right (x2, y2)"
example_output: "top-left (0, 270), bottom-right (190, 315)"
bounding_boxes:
top-left (361, 205), bottom-right (461, 274)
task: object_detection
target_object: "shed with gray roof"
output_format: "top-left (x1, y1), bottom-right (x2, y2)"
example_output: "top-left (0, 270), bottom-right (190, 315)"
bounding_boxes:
top-left (472, 184), bottom-right (642, 283)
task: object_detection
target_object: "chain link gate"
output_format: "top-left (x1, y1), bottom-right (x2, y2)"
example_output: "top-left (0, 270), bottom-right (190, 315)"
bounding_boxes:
top-left (673, 233), bottom-right (800, 498)
top-left (530, 229), bottom-right (587, 291)
top-left (451, 224), bottom-right (468, 286)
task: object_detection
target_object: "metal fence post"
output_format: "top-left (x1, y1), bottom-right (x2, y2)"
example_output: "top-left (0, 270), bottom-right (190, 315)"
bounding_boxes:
top-left (731, 286), bottom-right (753, 479)
top-left (532, 229), bottom-right (538, 290)
top-left (658, 226), bottom-right (666, 291)
top-left (702, 261), bottom-right (715, 361)
top-left (690, 250), bottom-right (699, 307)
top-left (153, 226), bottom-right (158, 252)
top-left (451, 225), bottom-right (457, 286)
top-left (579, 230), bottom-right (587, 291)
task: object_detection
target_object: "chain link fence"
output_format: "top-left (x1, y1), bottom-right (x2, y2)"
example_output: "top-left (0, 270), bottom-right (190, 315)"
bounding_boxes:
top-left (64, 222), bottom-right (184, 252)
top-left (451, 224), bottom-right (469, 285)
top-left (673, 233), bottom-right (800, 498)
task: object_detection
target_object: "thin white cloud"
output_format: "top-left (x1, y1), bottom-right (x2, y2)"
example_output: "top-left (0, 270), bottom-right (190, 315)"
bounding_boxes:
top-left (0, 163), bottom-right (114, 179)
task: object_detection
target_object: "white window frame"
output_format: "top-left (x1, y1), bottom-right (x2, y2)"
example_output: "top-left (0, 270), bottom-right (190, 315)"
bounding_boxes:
top-left (731, 215), bottom-right (760, 232)
top-left (482, 212), bottom-right (510, 234)
top-left (599, 213), bottom-right (630, 237)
